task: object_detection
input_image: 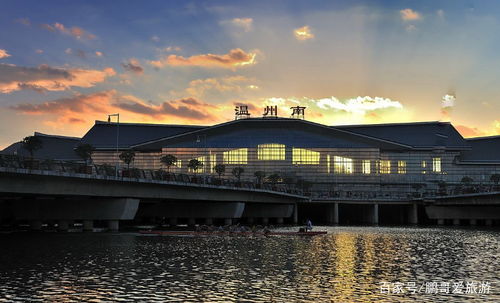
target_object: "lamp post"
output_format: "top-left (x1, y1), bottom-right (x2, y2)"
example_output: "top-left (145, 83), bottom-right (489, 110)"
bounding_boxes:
top-left (107, 113), bottom-right (120, 177)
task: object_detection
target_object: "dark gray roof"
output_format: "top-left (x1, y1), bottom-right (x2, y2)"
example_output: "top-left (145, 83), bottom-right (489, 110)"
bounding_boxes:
top-left (461, 136), bottom-right (500, 163)
top-left (80, 121), bottom-right (205, 149)
top-left (335, 121), bottom-right (470, 149)
top-left (132, 118), bottom-right (411, 151)
top-left (1, 132), bottom-right (80, 160)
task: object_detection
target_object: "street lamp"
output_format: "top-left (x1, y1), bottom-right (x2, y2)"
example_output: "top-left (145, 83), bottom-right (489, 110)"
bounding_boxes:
top-left (107, 113), bottom-right (120, 177)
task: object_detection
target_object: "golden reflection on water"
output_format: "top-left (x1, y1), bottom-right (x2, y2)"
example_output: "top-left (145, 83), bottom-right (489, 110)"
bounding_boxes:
top-left (0, 228), bottom-right (498, 303)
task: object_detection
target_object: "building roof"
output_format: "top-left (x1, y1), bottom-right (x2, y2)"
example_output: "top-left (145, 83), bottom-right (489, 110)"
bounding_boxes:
top-left (80, 120), bottom-right (205, 149)
top-left (335, 121), bottom-right (470, 149)
top-left (1, 132), bottom-right (81, 160)
top-left (132, 118), bottom-right (412, 150)
top-left (460, 135), bottom-right (500, 163)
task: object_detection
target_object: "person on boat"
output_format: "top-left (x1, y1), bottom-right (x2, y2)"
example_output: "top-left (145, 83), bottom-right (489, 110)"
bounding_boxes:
top-left (306, 219), bottom-right (313, 232)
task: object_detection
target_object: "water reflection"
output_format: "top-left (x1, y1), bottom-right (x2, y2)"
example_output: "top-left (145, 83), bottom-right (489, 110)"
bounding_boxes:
top-left (0, 227), bottom-right (498, 302)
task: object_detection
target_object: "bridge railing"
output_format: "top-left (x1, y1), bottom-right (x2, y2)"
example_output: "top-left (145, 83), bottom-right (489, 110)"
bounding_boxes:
top-left (0, 155), bottom-right (306, 196)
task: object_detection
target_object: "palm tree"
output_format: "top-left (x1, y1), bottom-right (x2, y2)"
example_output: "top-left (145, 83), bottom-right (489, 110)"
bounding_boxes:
top-left (490, 174), bottom-right (500, 190)
top-left (232, 167), bottom-right (244, 184)
top-left (214, 164), bottom-right (226, 182)
top-left (75, 144), bottom-right (94, 165)
top-left (160, 154), bottom-right (177, 173)
top-left (188, 159), bottom-right (203, 181)
top-left (22, 136), bottom-right (42, 160)
top-left (119, 150), bottom-right (136, 171)
top-left (267, 173), bottom-right (281, 184)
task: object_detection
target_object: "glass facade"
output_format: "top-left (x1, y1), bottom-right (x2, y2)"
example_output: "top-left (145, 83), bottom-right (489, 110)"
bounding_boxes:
top-left (292, 148), bottom-right (320, 165)
top-left (257, 144), bottom-right (285, 160)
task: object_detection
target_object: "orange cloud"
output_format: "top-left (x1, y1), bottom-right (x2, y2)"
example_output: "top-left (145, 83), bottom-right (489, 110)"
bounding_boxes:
top-left (41, 22), bottom-right (96, 40)
top-left (230, 18), bottom-right (253, 32)
top-left (185, 76), bottom-right (257, 97)
top-left (294, 26), bottom-right (314, 41)
top-left (400, 8), bottom-right (421, 21)
top-left (0, 49), bottom-right (11, 59)
top-left (0, 64), bottom-right (115, 93)
top-left (149, 48), bottom-right (257, 69)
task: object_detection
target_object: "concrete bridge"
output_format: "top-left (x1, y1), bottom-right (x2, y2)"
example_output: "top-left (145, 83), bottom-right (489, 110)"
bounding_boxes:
top-left (0, 167), bottom-right (306, 231)
top-left (424, 191), bottom-right (500, 226)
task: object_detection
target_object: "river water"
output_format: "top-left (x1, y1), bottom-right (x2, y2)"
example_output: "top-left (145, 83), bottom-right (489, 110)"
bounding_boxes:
top-left (0, 226), bottom-right (498, 302)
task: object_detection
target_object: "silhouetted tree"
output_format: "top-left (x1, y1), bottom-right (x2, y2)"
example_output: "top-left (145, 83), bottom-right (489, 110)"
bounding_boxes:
top-left (214, 164), bottom-right (226, 181)
top-left (254, 171), bottom-right (266, 185)
top-left (75, 144), bottom-right (94, 165)
top-left (187, 159), bottom-right (203, 175)
top-left (22, 136), bottom-right (42, 159)
top-left (267, 173), bottom-right (281, 184)
top-left (160, 154), bottom-right (177, 173)
top-left (232, 167), bottom-right (244, 183)
top-left (119, 150), bottom-right (136, 171)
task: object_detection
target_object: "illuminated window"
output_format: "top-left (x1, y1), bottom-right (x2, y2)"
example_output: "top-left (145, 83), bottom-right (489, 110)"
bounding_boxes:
top-left (432, 157), bottom-right (441, 173)
top-left (334, 156), bottom-right (353, 174)
top-left (174, 159), bottom-right (182, 169)
top-left (209, 152), bottom-right (216, 173)
top-left (362, 160), bottom-right (371, 174)
top-left (397, 160), bottom-right (407, 174)
top-left (257, 143), bottom-right (285, 160)
top-left (292, 148), bottom-right (320, 165)
top-left (327, 155), bottom-right (331, 173)
top-left (421, 160), bottom-right (427, 174)
top-left (380, 160), bottom-right (391, 174)
top-left (223, 148), bottom-right (248, 164)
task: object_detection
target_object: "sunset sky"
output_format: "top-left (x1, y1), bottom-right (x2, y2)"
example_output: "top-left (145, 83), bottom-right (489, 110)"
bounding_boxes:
top-left (1, 0), bottom-right (500, 148)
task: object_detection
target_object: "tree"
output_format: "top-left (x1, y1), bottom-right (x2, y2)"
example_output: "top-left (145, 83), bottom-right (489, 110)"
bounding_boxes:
top-left (437, 180), bottom-right (447, 196)
top-left (461, 176), bottom-right (473, 185)
top-left (267, 173), bottom-right (281, 184)
top-left (119, 150), bottom-right (136, 171)
top-left (22, 136), bottom-right (42, 159)
top-left (187, 158), bottom-right (203, 175)
top-left (214, 164), bottom-right (226, 181)
top-left (232, 166), bottom-right (244, 183)
top-left (160, 154), bottom-right (177, 173)
top-left (254, 171), bottom-right (266, 186)
top-left (75, 144), bottom-right (94, 165)
top-left (490, 174), bottom-right (500, 186)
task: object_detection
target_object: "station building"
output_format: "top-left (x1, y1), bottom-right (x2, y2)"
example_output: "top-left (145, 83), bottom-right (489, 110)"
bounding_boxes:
top-left (76, 118), bottom-right (500, 198)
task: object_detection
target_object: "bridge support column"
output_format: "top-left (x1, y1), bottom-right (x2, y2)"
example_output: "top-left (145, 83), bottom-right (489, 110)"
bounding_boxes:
top-left (371, 204), bottom-right (379, 225)
top-left (261, 217), bottom-right (269, 225)
top-left (83, 220), bottom-right (93, 231)
top-left (169, 218), bottom-right (178, 226)
top-left (437, 219), bottom-right (445, 225)
top-left (205, 218), bottom-right (213, 225)
top-left (293, 203), bottom-right (298, 225)
top-left (276, 217), bottom-right (284, 225)
top-left (453, 219), bottom-right (460, 226)
top-left (31, 220), bottom-right (42, 231)
top-left (58, 220), bottom-right (69, 231)
top-left (224, 218), bottom-right (233, 226)
top-left (409, 203), bottom-right (418, 225)
top-left (327, 203), bottom-right (339, 225)
top-left (469, 219), bottom-right (477, 226)
top-left (108, 220), bottom-right (119, 231)
top-left (188, 218), bottom-right (196, 226)
top-left (485, 219), bottom-right (493, 226)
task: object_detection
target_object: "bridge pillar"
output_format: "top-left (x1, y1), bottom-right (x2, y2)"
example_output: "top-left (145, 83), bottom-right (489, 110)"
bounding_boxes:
top-left (30, 220), bottom-right (42, 230)
top-left (437, 219), bottom-right (445, 225)
top-left (58, 220), bottom-right (69, 231)
top-left (108, 220), bottom-right (119, 231)
top-left (371, 204), bottom-right (379, 225)
top-left (188, 218), bottom-right (196, 226)
top-left (205, 218), bottom-right (213, 225)
top-left (326, 203), bottom-right (339, 225)
top-left (224, 218), bottom-right (233, 226)
top-left (293, 203), bottom-right (298, 224)
top-left (485, 219), bottom-right (493, 226)
top-left (83, 220), bottom-right (93, 231)
top-left (453, 219), bottom-right (460, 226)
top-left (276, 217), bottom-right (284, 225)
top-left (469, 219), bottom-right (477, 226)
top-left (409, 203), bottom-right (418, 225)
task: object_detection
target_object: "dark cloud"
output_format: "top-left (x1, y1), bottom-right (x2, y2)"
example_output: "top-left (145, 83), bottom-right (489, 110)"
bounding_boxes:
top-left (121, 59), bottom-right (144, 74)
top-left (114, 97), bottom-right (214, 120)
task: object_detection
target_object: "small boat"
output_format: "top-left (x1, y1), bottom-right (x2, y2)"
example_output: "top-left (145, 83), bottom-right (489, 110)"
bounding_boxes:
top-left (139, 230), bottom-right (327, 237)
